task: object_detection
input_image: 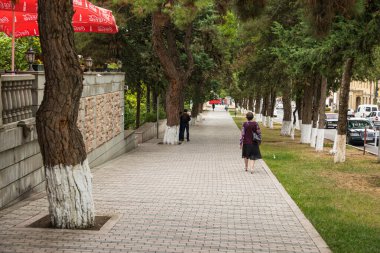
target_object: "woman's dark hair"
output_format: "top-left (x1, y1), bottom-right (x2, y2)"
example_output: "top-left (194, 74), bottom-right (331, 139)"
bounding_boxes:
top-left (246, 112), bottom-right (254, 120)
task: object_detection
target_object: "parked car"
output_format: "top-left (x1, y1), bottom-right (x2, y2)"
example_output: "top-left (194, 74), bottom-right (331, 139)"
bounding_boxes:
top-left (354, 104), bottom-right (378, 118)
top-left (367, 111), bottom-right (380, 128)
top-left (346, 118), bottom-right (377, 145)
top-left (325, 113), bottom-right (338, 128)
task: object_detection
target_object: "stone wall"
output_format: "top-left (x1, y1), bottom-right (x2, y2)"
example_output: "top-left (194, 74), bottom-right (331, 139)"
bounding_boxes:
top-left (0, 72), bottom-right (137, 209)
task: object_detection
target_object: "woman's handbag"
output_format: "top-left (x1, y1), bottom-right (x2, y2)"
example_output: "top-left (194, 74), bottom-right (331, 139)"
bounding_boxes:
top-left (252, 131), bottom-right (261, 144)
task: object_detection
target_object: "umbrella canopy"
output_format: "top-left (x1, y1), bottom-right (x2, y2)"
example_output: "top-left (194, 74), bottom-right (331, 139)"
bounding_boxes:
top-left (0, 0), bottom-right (118, 72)
top-left (209, 99), bottom-right (221, 105)
top-left (0, 0), bottom-right (118, 37)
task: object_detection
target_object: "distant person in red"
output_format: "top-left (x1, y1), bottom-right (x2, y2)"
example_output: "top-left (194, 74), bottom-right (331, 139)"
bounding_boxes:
top-left (212, 104), bottom-right (215, 111)
top-left (179, 109), bottom-right (191, 142)
top-left (240, 112), bottom-right (262, 174)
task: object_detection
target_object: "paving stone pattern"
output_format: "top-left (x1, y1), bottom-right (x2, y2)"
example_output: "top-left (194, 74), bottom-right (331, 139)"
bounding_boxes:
top-left (0, 111), bottom-right (330, 253)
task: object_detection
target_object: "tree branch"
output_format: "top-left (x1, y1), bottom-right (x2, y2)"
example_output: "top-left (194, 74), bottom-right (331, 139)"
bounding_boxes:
top-left (152, 11), bottom-right (178, 80)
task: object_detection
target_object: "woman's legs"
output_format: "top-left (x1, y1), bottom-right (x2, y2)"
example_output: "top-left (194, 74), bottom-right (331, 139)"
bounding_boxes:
top-left (249, 159), bottom-right (255, 174)
top-left (244, 158), bottom-right (248, 171)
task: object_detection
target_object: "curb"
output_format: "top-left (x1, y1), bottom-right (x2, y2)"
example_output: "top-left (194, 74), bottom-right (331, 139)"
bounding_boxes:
top-left (260, 160), bottom-right (332, 253)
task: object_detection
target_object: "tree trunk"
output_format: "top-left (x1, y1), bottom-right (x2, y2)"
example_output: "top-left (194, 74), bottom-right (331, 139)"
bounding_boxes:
top-left (296, 95), bottom-right (302, 128)
top-left (310, 76), bottom-right (321, 147)
top-left (248, 95), bottom-right (253, 111)
top-left (254, 92), bottom-right (261, 121)
top-left (269, 89), bottom-right (276, 128)
top-left (36, 0), bottom-right (94, 229)
top-left (301, 84), bottom-right (313, 143)
top-left (191, 80), bottom-right (205, 125)
top-left (164, 79), bottom-right (182, 144)
top-left (152, 12), bottom-right (193, 144)
top-left (281, 86), bottom-right (292, 136)
top-left (316, 76), bottom-right (328, 151)
top-left (146, 83), bottom-right (151, 113)
top-left (136, 83), bottom-right (141, 129)
top-left (335, 58), bottom-right (354, 163)
top-left (261, 94), bottom-right (268, 126)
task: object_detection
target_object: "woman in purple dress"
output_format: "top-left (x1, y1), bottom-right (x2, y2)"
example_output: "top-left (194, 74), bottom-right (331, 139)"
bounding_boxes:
top-left (240, 112), bottom-right (262, 174)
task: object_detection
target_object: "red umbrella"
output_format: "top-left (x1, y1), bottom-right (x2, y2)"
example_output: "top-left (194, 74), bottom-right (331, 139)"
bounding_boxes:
top-left (209, 99), bottom-right (221, 104)
top-left (0, 0), bottom-right (118, 71)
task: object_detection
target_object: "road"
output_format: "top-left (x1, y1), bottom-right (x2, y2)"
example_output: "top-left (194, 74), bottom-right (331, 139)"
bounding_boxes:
top-left (274, 109), bottom-right (380, 155)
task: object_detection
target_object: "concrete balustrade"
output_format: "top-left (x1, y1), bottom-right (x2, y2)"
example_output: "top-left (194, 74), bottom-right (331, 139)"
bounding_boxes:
top-left (1, 75), bottom-right (34, 124)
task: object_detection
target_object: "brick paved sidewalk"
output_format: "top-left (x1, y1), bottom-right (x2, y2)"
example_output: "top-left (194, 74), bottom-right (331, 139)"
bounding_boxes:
top-left (0, 111), bottom-right (330, 253)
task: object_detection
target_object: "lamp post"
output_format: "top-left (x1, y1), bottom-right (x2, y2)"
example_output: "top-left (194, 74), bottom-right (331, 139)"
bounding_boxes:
top-left (85, 57), bottom-right (93, 72)
top-left (25, 47), bottom-right (35, 71)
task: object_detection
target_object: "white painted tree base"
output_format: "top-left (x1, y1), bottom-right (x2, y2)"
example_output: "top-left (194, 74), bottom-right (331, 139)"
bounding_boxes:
top-left (329, 131), bottom-right (338, 155)
top-left (163, 125), bottom-right (179, 144)
top-left (310, 128), bottom-right (318, 147)
top-left (255, 113), bottom-right (262, 122)
top-left (268, 117), bottom-right (273, 128)
top-left (262, 116), bottom-right (267, 127)
top-left (315, 128), bottom-right (325, 152)
top-left (196, 114), bottom-right (202, 122)
top-left (298, 119), bottom-right (302, 130)
top-left (300, 124), bottom-right (312, 144)
top-left (334, 134), bottom-right (346, 163)
top-left (291, 124), bottom-right (295, 140)
top-left (281, 121), bottom-right (292, 136)
top-left (45, 159), bottom-right (95, 229)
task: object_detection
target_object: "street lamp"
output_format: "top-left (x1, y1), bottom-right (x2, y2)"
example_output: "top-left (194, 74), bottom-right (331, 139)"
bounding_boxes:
top-left (85, 56), bottom-right (93, 72)
top-left (25, 47), bottom-right (35, 71)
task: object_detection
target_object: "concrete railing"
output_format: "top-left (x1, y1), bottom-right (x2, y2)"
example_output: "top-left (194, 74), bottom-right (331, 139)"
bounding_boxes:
top-left (135, 119), bottom-right (167, 144)
top-left (1, 75), bottom-right (34, 125)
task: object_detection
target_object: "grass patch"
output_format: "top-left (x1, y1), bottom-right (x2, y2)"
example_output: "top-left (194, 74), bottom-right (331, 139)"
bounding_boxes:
top-left (232, 115), bottom-right (380, 253)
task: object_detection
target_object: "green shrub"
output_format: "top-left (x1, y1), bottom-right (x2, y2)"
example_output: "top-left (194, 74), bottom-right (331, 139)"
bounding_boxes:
top-left (144, 108), bottom-right (166, 122)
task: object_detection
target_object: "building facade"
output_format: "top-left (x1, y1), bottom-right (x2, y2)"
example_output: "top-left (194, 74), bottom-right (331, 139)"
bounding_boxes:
top-left (348, 80), bottom-right (379, 110)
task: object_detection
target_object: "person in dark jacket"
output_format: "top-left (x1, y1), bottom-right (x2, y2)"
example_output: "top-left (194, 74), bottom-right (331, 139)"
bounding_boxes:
top-left (179, 109), bottom-right (191, 141)
top-left (240, 112), bottom-right (262, 174)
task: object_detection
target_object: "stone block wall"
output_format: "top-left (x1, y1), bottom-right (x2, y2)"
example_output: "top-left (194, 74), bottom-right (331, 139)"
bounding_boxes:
top-left (0, 72), bottom-right (136, 209)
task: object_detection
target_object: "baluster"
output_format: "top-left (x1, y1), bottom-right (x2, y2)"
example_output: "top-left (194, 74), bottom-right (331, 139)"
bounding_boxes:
top-left (16, 81), bottom-right (23, 121)
top-left (5, 81), bottom-right (13, 123)
top-left (1, 82), bottom-right (7, 124)
top-left (25, 80), bottom-right (33, 118)
top-left (19, 80), bottom-right (26, 120)
top-left (10, 81), bottom-right (18, 122)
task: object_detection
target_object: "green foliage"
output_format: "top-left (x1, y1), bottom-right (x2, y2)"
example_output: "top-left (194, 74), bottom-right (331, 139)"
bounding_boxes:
top-left (0, 34), bottom-right (41, 71)
top-left (124, 82), bottom-right (166, 129)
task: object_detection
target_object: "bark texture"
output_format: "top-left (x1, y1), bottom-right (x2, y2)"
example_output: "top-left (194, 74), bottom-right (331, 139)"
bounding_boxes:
top-left (302, 84), bottom-right (314, 125)
top-left (254, 92), bottom-right (261, 114)
top-left (310, 77), bottom-right (321, 147)
top-left (335, 58), bottom-right (354, 163)
top-left (248, 96), bottom-right (253, 111)
top-left (316, 76), bottom-right (328, 151)
top-left (36, 0), bottom-right (94, 228)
